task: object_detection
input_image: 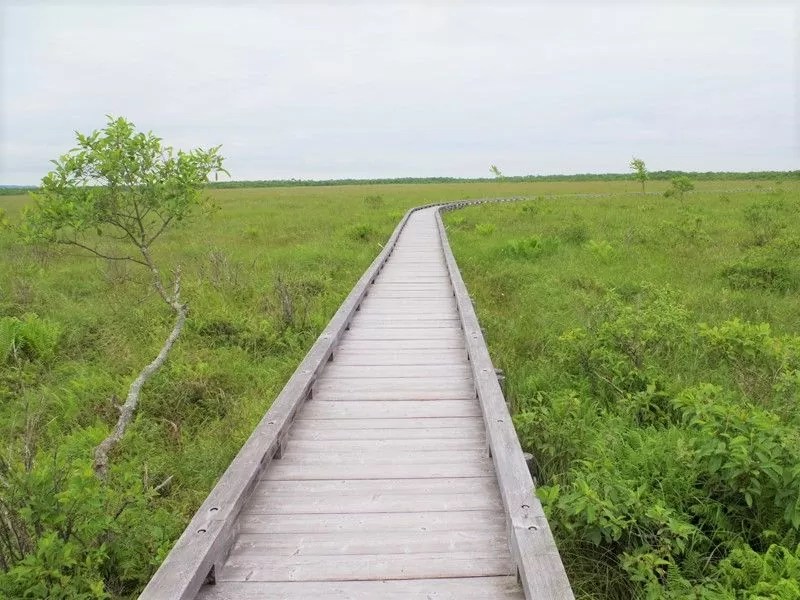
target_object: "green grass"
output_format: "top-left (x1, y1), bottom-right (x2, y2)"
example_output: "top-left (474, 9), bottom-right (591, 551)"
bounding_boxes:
top-left (445, 186), bottom-right (800, 598)
top-left (0, 179), bottom-right (796, 598)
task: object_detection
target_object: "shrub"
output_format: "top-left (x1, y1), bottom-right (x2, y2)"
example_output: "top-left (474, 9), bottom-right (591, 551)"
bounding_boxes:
top-left (664, 176), bottom-right (695, 199)
top-left (475, 223), bottom-right (496, 236)
top-left (345, 223), bottom-right (376, 241)
top-left (560, 219), bottom-right (590, 244)
top-left (744, 200), bottom-right (787, 246)
top-left (674, 384), bottom-right (800, 530)
top-left (0, 314), bottom-right (61, 364)
top-left (714, 543), bottom-right (800, 597)
top-left (585, 239), bottom-right (614, 260)
top-left (499, 235), bottom-right (560, 260)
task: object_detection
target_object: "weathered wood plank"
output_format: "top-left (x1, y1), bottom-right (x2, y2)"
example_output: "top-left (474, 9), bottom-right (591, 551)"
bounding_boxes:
top-left (320, 364), bottom-right (471, 379)
top-left (312, 379), bottom-right (475, 401)
top-left (229, 530), bottom-right (509, 556)
top-left (291, 416), bottom-right (482, 430)
top-left (286, 438), bottom-right (485, 451)
top-left (219, 553), bottom-right (516, 582)
top-left (336, 339), bottom-right (465, 351)
top-left (347, 317), bottom-right (460, 328)
top-left (298, 400), bottom-right (481, 419)
top-left (254, 476), bottom-right (496, 494)
top-left (263, 462), bottom-right (494, 480)
top-left (314, 375), bottom-right (472, 389)
top-left (359, 299), bottom-right (456, 311)
top-left (369, 282), bottom-right (452, 289)
top-left (374, 274), bottom-right (451, 282)
top-left (237, 510), bottom-right (507, 534)
top-left (341, 328), bottom-right (462, 340)
top-left (276, 449), bottom-right (489, 465)
top-left (331, 349), bottom-right (468, 365)
top-left (243, 490), bottom-right (500, 514)
top-left (366, 290), bottom-right (453, 299)
top-left (289, 425), bottom-right (485, 440)
top-left (196, 576), bottom-right (525, 600)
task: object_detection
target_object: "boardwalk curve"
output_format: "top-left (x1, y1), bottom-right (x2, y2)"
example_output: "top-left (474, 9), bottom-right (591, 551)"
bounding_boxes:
top-left (140, 200), bottom-right (573, 600)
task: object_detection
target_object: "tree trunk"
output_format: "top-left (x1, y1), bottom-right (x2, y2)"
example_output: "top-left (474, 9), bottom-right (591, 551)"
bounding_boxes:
top-left (93, 300), bottom-right (187, 478)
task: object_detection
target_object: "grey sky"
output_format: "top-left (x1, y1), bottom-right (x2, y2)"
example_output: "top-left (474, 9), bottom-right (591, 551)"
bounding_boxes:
top-left (1, 2), bottom-right (797, 184)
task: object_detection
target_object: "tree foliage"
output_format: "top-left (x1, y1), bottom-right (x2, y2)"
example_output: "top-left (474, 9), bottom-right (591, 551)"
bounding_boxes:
top-left (664, 176), bottom-right (695, 199)
top-left (629, 157), bottom-right (648, 194)
top-left (23, 116), bottom-right (225, 261)
top-left (21, 116), bottom-right (226, 477)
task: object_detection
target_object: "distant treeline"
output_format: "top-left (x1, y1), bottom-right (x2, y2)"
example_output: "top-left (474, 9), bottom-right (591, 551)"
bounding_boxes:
top-left (2, 170), bottom-right (797, 195)
top-left (0, 186), bottom-right (38, 196)
top-left (207, 170), bottom-right (799, 188)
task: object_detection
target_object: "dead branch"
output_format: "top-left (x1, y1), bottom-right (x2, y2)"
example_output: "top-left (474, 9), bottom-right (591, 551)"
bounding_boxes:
top-left (93, 272), bottom-right (187, 479)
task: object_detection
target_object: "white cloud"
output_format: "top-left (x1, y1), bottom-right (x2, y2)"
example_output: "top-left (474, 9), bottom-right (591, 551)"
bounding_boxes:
top-left (1, 2), bottom-right (797, 183)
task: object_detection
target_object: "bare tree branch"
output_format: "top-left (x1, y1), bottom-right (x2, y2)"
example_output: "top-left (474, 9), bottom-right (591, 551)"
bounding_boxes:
top-left (58, 239), bottom-right (148, 267)
top-left (93, 292), bottom-right (187, 479)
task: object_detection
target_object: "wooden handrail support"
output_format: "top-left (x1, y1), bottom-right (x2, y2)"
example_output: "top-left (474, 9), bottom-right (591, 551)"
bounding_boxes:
top-left (139, 197), bottom-right (573, 600)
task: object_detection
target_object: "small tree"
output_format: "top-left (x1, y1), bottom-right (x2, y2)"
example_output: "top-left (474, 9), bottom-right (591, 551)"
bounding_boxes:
top-left (629, 157), bottom-right (648, 194)
top-left (664, 176), bottom-right (695, 199)
top-left (489, 165), bottom-right (503, 179)
top-left (22, 116), bottom-right (226, 477)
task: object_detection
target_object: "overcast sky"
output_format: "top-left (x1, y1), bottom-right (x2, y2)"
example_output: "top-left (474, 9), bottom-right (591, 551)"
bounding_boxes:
top-left (0, 2), bottom-right (797, 184)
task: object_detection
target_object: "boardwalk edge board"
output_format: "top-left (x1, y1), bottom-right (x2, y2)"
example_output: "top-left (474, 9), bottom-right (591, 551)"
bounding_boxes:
top-left (437, 203), bottom-right (575, 600)
top-left (139, 197), bottom-right (574, 600)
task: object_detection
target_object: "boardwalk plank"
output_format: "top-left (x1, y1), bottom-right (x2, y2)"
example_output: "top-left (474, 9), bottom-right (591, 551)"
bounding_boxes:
top-left (287, 438), bottom-right (485, 451)
top-left (276, 450), bottom-right (489, 465)
top-left (289, 426), bottom-right (485, 440)
top-left (219, 553), bottom-right (516, 582)
top-left (320, 364), bottom-right (471, 379)
top-left (263, 462), bottom-right (494, 480)
top-left (196, 578), bottom-right (525, 600)
top-left (299, 400), bottom-right (481, 419)
top-left (341, 328), bottom-right (462, 340)
top-left (243, 491), bottom-right (500, 514)
top-left (237, 510), bottom-right (508, 534)
top-left (229, 531), bottom-right (508, 556)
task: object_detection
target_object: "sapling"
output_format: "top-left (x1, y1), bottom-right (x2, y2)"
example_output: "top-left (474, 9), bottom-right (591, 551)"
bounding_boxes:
top-left (22, 116), bottom-right (226, 477)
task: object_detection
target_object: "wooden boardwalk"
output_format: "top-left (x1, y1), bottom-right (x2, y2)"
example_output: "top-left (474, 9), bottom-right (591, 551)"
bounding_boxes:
top-left (141, 203), bottom-right (573, 600)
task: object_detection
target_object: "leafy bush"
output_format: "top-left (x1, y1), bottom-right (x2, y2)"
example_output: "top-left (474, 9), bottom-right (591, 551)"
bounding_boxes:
top-left (714, 543), bottom-right (800, 598)
top-left (345, 223), bottom-right (376, 241)
top-left (744, 199), bottom-right (787, 246)
top-left (0, 430), bottom-right (178, 599)
top-left (0, 314), bottom-right (61, 364)
top-left (664, 176), bottom-right (695, 199)
top-left (499, 235), bottom-right (560, 260)
top-left (560, 219), bottom-right (590, 245)
top-left (475, 223), bottom-right (496, 236)
top-left (722, 260), bottom-right (798, 293)
top-left (585, 239), bottom-right (614, 260)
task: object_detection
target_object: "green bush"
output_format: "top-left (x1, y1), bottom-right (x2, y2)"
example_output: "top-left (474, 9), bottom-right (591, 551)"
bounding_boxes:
top-left (475, 223), bottom-right (496, 236)
top-left (0, 314), bottom-right (61, 364)
top-left (744, 199), bottom-right (787, 246)
top-left (499, 235), bottom-right (560, 260)
top-left (559, 219), bottom-right (590, 244)
top-left (345, 223), bottom-right (376, 241)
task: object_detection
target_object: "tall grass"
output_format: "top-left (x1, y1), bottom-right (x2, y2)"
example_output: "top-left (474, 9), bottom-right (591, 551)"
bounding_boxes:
top-left (446, 186), bottom-right (800, 598)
